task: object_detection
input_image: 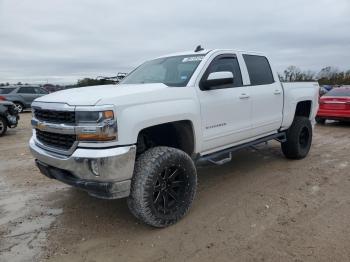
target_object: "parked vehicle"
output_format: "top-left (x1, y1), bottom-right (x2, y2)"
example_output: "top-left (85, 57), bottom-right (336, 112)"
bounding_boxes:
top-left (0, 101), bottom-right (19, 136)
top-left (319, 86), bottom-right (330, 96)
top-left (0, 86), bottom-right (49, 112)
top-left (29, 48), bottom-right (319, 227)
top-left (316, 87), bottom-right (350, 124)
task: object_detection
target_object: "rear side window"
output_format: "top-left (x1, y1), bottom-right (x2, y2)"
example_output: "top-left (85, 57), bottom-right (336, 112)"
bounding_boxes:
top-left (243, 55), bottom-right (274, 85)
top-left (34, 87), bottom-right (48, 94)
top-left (18, 86), bottom-right (36, 94)
top-left (0, 88), bottom-right (15, 94)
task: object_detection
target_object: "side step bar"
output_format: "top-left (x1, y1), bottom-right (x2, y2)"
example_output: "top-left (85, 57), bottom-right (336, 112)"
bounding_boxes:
top-left (196, 132), bottom-right (286, 166)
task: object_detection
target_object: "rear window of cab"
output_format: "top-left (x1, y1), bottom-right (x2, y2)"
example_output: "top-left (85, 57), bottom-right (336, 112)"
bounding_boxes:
top-left (324, 88), bottom-right (350, 97)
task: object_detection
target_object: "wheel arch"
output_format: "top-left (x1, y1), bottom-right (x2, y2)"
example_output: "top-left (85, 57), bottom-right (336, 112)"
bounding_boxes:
top-left (13, 101), bottom-right (25, 109)
top-left (295, 100), bottom-right (312, 118)
top-left (135, 120), bottom-right (196, 157)
top-left (281, 99), bottom-right (315, 130)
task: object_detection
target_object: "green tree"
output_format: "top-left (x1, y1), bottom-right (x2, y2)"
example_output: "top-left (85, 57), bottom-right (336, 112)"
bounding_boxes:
top-left (77, 78), bottom-right (115, 87)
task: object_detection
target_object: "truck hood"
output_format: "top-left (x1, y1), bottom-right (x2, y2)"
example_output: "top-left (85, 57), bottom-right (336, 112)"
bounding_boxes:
top-left (35, 84), bottom-right (171, 106)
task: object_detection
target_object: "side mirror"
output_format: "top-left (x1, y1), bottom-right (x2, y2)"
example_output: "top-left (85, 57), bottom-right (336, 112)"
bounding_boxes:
top-left (202, 71), bottom-right (234, 90)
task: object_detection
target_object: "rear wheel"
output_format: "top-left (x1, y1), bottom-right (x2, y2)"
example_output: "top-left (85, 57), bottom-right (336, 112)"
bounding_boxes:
top-left (281, 116), bottom-right (312, 159)
top-left (315, 117), bottom-right (326, 124)
top-left (14, 102), bottom-right (24, 113)
top-left (0, 117), bottom-right (8, 136)
top-left (127, 146), bottom-right (197, 227)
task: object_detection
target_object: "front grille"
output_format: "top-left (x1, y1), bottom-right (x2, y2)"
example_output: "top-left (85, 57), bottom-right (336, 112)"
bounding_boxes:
top-left (34, 109), bottom-right (75, 124)
top-left (36, 129), bottom-right (76, 150)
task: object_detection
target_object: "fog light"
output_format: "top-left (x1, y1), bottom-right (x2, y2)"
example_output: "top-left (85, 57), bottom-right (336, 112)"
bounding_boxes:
top-left (90, 160), bottom-right (100, 177)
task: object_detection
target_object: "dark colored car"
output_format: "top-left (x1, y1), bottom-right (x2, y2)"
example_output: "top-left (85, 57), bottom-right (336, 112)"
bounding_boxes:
top-left (0, 86), bottom-right (49, 112)
top-left (0, 101), bottom-right (19, 136)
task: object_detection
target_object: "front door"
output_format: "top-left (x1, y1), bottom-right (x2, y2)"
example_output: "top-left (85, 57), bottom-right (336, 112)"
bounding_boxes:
top-left (197, 54), bottom-right (252, 153)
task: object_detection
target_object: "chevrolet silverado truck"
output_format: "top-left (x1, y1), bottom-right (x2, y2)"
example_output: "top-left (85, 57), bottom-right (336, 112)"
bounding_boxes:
top-left (29, 48), bottom-right (319, 227)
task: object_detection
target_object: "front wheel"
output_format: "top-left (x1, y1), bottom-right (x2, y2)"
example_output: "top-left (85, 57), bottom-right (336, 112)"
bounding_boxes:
top-left (0, 117), bottom-right (8, 136)
top-left (281, 116), bottom-right (312, 159)
top-left (127, 146), bottom-right (197, 228)
top-left (14, 102), bottom-right (24, 113)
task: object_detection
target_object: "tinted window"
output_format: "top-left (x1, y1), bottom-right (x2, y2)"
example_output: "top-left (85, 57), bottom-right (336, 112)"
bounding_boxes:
top-left (18, 86), bottom-right (36, 94)
top-left (34, 87), bottom-right (48, 94)
top-left (0, 88), bottom-right (15, 94)
top-left (324, 88), bottom-right (350, 97)
top-left (201, 55), bottom-right (243, 90)
top-left (243, 55), bottom-right (274, 85)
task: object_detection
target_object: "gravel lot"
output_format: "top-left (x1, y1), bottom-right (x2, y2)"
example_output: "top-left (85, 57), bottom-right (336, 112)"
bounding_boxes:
top-left (1, 113), bottom-right (350, 262)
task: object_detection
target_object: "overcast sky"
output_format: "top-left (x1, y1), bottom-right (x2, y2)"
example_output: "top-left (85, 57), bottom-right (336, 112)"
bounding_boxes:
top-left (0, 0), bottom-right (349, 84)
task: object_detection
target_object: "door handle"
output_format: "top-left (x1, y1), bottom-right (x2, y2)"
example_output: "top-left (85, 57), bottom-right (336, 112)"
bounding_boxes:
top-left (239, 93), bottom-right (250, 99)
top-left (274, 90), bottom-right (282, 95)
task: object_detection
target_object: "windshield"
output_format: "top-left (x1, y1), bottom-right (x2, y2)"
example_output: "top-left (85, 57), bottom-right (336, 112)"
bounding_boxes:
top-left (121, 55), bottom-right (205, 87)
top-left (324, 88), bottom-right (350, 97)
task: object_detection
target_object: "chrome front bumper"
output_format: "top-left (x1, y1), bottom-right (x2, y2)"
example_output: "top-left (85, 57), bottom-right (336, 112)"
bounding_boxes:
top-left (29, 137), bottom-right (136, 199)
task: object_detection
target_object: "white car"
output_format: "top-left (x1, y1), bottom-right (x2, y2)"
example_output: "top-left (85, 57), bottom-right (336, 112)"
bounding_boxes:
top-left (29, 48), bottom-right (319, 227)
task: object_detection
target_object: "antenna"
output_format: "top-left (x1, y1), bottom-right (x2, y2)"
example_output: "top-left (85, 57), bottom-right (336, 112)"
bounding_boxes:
top-left (194, 45), bottom-right (204, 52)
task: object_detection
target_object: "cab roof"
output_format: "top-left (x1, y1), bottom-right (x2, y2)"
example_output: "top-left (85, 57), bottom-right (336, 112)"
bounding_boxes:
top-left (156, 49), bottom-right (266, 59)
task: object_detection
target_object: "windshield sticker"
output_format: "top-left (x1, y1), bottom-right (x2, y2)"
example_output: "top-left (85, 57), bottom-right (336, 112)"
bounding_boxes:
top-left (180, 75), bottom-right (188, 80)
top-left (182, 56), bottom-right (204, 63)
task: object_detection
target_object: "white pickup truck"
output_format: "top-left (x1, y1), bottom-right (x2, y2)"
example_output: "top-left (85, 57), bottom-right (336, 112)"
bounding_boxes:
top-left (30, 48), bottom-right (319, 227)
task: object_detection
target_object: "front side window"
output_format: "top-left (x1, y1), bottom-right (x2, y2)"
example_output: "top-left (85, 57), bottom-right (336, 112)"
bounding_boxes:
top-left (243, 55), bottom-right (274, 85)
top-left (121, 55), bottom-right (205, 87)
top-left (200, 55), bottom-right (243, 90)
top-left (18, 86), bottom-right (36, 94)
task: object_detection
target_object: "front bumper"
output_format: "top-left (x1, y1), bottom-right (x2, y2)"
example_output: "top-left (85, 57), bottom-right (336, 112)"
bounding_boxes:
top-left (30, 137), bottom-right (136, 199)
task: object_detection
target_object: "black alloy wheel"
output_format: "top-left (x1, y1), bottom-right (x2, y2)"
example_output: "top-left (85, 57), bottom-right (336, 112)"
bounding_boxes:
top-left (128, 146), bottom-right (197, 227)
top-left (152, 166), bottom-right (187, 215)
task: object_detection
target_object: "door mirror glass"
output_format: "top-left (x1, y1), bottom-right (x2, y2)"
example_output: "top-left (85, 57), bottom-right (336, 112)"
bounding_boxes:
top-left (202, 71), bottom-right (234, 90)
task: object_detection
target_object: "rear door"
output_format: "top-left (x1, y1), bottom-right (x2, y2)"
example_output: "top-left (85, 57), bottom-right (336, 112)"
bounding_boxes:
top-left (197, 54), bottom-right (252, 152)
top-left (243, 55), bottom-right (283, 137)
top-left (17, 86), bottom-right (42, 106)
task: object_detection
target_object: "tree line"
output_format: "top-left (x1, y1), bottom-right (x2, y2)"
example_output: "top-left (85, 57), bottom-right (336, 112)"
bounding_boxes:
top-left (279, 66), bottom-right (350, 85)
top-left (76, 78), bottom-right (116, 87)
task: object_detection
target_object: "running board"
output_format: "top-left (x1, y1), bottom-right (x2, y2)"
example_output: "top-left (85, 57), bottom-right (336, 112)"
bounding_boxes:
top-left (196, 132), bottom-right (286, 166)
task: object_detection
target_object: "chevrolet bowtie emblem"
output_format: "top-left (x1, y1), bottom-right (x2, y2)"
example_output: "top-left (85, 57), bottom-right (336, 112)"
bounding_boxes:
top-left (37, 123), bottom-right (46, 131)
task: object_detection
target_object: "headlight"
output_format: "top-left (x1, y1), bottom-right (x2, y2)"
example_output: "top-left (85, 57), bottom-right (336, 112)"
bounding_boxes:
top-left (76, 110), bottom-right (114, 123)
top-left (76, 110), bottom-right (117, 142)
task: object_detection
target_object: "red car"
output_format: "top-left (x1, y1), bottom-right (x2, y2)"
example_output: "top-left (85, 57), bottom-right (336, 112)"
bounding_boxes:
top-left (316, 87), bottom-right (350, 124)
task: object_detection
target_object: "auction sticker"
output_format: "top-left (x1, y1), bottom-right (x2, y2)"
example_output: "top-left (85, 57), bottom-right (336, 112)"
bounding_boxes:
top-left (182, 56), bottom-right (205, 63)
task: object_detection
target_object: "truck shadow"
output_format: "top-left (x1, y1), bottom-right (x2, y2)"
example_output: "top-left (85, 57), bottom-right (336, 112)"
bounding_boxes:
top-left (52, 142), bottom-right (285, 233)
top-left (324, 121), bottom-right (350, 127)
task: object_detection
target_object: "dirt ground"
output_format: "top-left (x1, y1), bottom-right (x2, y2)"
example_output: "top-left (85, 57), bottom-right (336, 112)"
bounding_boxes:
top-left (1, 113), bottom-right (350, 262)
